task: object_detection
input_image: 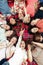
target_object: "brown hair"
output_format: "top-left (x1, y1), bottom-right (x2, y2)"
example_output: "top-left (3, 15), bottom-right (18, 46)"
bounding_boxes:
top-left (33, 33), bottom-right (41, 42)
top-left (25, 38), bottom-right (33, 49)
top-left (7, 30), bottom-right (18, 46)
top-left (7, 30), bottom-right (18, 41)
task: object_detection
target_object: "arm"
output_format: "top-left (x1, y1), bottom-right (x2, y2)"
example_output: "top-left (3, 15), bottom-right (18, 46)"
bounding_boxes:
top-left (27, 45), bottom-right (33, 62)
top-left (16, 29), bottom-right (25, 48)
top-left (5, 39), bottom-right (16, 59)
top-left (16, 35), bottom-right (22, 47)
top-left (32, 41), bottom-right (43, 48)
top-left (5, 46), bottom-right (15, 59)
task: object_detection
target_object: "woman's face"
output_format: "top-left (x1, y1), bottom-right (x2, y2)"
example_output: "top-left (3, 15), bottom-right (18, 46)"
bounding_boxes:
top-left (6, 30), bottom-right (13, 37)
top-left (10, 18), bottom-right (16, 25)
top-left (31, 27), bottom-right (38, 33)
top-left (18, 9), bottom-right (24, 20)
top-left (31, 19), bottom-right (39, 26)
top-left (20, 41), bottom-right (25, 49)
top-left (10, 37), bottom-right (17, 44)
top-left (1, 24), bottom-right (10, 30)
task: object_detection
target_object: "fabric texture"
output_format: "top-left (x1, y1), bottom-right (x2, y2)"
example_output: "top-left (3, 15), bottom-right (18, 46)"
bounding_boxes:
top-left (0, 0), bottom-right (11, 14)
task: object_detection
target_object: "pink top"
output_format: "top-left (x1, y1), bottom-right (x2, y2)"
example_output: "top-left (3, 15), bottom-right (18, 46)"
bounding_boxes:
top-left (26, 0), bottom-right (38, 5)
top-left (26, 4), bottom-right (35, 17)
top-left (26, 0), bottom-right (39, 17)
top-left (36, 19), bottom-right (43, 32)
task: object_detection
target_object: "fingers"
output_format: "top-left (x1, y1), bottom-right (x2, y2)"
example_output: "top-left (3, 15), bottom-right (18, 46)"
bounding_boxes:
top-left (20, 29), bottom-right (25, 36)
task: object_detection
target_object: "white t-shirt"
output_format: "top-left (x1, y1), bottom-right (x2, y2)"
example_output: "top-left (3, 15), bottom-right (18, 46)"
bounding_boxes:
top-left (0, 47), bottom-right (6, 61)
top-left (0, 40), bottom-right (9, 61)
top-left (9, 36), bottom-right (27, 65)
top-left (32, 46), bottom-right (43, 65)
top-left (0, 27), bottom-right (7, 42)
top-left (0, 19), bottom-right (7, 43)
top-left (9, 47), bottom-right (27, 65)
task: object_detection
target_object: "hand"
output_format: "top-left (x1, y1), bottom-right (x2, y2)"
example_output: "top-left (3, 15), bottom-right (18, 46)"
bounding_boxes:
top-left (18, 9), bottom-right (24, 20)
top-left (11, 7), bottom-right (14, 13)
top-left (22, 59), bottom-right (26, 65)
top-left (10, 18), bottom-right (16, 25)
top-left (27, 44), bottom-right (31, 50)
top-left (23, 15), bottom-right (30, 23)
top-left (20, 29), bottom-right (25, 36)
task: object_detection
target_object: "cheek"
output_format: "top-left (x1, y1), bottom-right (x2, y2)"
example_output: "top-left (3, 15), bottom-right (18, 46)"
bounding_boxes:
top-left (9, 33), bottom-right (12, 36)
top-left (31, 29), bottom-right (34, 32)
top-left (7, 26), bottom-right (10, 30)
top-left (11, 40), bottom-right (16, 44)
top-left (24, 44), bottom-right (25, 48)
top-left (20, 44), bottom-right (22, 46)
top-left (14, 39), bottom-right (17, 43)
top-left (32, 29), bottom-right (37, 32)
top-left (10, 20), bottom-right (13, 24)
top-left (35, 29), bottom-right (38, 32)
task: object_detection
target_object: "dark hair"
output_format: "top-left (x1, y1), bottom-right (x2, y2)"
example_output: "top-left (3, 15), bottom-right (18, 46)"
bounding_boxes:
top-left (25, 38), bottom-right (33, 49)
top-left (28, 25), bottom-right (38, 34)
top-left (7, 30), bottom-right (18, 46)
top-left (33, 32), bottom-right (42, 42)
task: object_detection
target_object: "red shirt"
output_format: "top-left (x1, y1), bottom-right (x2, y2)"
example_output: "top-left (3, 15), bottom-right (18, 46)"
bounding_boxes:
top-left (13, 21), bottom-right (33, 41)
top-left (8, 0), bottom-right (14, 8)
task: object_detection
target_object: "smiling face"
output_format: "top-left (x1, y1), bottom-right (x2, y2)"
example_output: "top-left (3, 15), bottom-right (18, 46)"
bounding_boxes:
top-left (10, 37), bottom-right (17, 45)
top-left (31, 27), bottom-right (38, 33)
top-left (6, 30), bottom-right (13, 37)
top-left (1, 24), bottom-right (10, 30)
top-left (31, 19), bottom-right (39, 26)
top-left (20, 41), bottom-right (25, 49)
top-left (10, 18), bottom-right (16, 25)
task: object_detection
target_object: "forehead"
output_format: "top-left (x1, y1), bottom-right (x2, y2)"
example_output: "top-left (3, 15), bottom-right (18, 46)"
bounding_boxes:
top-left (32, 27), bottom-right (38, 29)
top-left (10, 18), bottom-right (14, 20)
top-left (21, 41), bottom-right (25, 44)
top-left (31, 28), bottom-right (38, 31)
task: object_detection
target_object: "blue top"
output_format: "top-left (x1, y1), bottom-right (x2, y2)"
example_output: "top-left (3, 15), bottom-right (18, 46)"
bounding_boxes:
top-left (0, 0), bottom-right (11, 14)
top-left (39, 0), bottom-right (43, 3)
